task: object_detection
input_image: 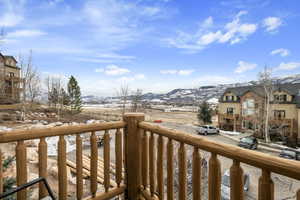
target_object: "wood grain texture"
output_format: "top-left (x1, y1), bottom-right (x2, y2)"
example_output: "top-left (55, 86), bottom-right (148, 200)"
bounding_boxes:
top-left (0, 150), bottom-right (3, 194)
top-left (149, 132), bottom-right (156, 196)
top-left (178, 142), bottom-right (187, 200)
top-left (192, 147), bottom-right (201, 200)
top-left (297, 190), bottom-right (300, 200)
top-left (90, 131), bottom-right (98, 197)
top-left (76, 135), bottom-right (83, 200)
top-left (230, 160), bottom-right (244, 200)
top-left (58, 136), bottom-right (67, 200)
top-left (142, 130), bottom-right (149, 189)
top-left (208, 153), bottom-right (221, 200)
top-left (38, 137), bottom-right (48, 199)
top-left (0, 121), bottom-right (126, 143)
top-left (157, 135), bottom-right (164, 200)
top-left (104, 130), bottom-right (110, 192)
top-left (139, 122), bottom-right (300, 181)
top-left (123, 113), bottom-right (145, 200)
top-left (167, 138), bottom-right (174, 200)
top-left (115, 129), bottom-right (123, 187)
top-left (258, 169), bottom-right (274, 200)
top-left (16, 140), bottom-right (27, 200)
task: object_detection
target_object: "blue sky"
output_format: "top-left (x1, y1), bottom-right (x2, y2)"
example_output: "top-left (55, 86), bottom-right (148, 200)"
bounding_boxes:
top-left (0, 0), bottom-right (300, 96)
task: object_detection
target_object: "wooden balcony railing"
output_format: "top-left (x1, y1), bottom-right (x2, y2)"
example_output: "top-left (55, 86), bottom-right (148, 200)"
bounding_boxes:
top-left (0, 121), bottom-right (127, 200)
top-left (0, 113), bottom-right (300, 200)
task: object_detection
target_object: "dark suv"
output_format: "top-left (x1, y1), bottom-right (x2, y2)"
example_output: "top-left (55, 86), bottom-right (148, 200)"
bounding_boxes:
top-left (279, 148), bottom-right (300, 161)
top-left (238, 136), bottom-right (258, 150)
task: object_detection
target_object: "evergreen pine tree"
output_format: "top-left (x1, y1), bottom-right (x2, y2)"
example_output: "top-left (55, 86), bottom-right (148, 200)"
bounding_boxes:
top-left (67, 76), bottom-right (82, 113)
top-left (197, 101), bottom-right (212, 124)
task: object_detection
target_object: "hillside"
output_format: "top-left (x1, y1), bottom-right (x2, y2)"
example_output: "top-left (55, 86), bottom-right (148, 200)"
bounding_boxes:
top-left (82, 74), bottom-right (300, 104)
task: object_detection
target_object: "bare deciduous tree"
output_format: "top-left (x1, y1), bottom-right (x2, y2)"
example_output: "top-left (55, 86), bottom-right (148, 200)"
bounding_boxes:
top-left (258, 66), bottom-right (274, 143)
top-left (19, 51), bottom-right (41, 119)
top-left (116, 84), bottom-right (129, 115)
top-left (0, 28), bottom-right (6, 102)
top-left (131, 89), bottom-right (143, 112)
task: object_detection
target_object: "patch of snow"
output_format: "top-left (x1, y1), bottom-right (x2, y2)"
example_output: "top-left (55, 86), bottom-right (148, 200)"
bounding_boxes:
top-left (221, 130), bottom-right (241, 135)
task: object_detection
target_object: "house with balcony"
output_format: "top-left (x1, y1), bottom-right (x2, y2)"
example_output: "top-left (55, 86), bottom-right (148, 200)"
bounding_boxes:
top-left (0, 53), bottom-right (22, 103)
top-left (218, 83), bottom-right (300, 140)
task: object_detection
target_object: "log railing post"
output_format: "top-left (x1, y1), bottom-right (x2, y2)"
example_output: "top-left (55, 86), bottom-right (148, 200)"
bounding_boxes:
top-left (38, 137), bottom-right (48, 199)
top-left (16, 141), bottom-right (27, 200)
top-left (123, 113), bottom-right (145, 200)
top-left (0, 149), bottom-right (3, 194)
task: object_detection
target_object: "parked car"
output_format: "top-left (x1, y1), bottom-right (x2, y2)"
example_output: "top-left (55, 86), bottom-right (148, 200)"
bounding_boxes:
top-left (221, 170), bottom-right (250, 200)
top-left (279, 148), bottom-right (300, 161)
top-left (197, 125), bottom-right (219, 135)
top-left (238, 136), bottom-right (258, 150)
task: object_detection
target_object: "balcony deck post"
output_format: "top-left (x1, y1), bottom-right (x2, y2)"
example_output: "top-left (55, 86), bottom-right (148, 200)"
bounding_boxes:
top-left (123, 113), bottom-right (145, 200)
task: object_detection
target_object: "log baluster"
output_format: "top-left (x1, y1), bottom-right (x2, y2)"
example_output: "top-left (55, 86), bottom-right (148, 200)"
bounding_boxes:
top-left (58, 136), bottom-right (67, 200)
top-left (297, 190), bottom-right (300, 200)
top-left (167, 138), bottom-right (174, 200)
top-left (157, 135), bottom-right (164, 200)
top-left (192, 147), bottom-right (201, 200)
top-left (38, 137), bottom-right (48, 199)
top-left (258, 169), bottom-right (274, 200)
top-left (115, 129), bottom-right (123, 187)
top-left (142, 130), bottom-right (149, 189)
top-left (90, 131), bottom-right (98, 197)
top-left (208, 153), bottom-right (221, 200)
top-left (149, 132), bottom-right (156, 196)
top-left (230, 160), bottom-right (244, 200)
top-left (178, 142), bottom-right (187, 200)
top-left (16, 141), bottom-right (27, 200)
top-left (76, 135), bottom-right (83, 200)
top-left (104, 130), bottom-right (110, 192)
top-left (0, 149), bottom-right (3, 194)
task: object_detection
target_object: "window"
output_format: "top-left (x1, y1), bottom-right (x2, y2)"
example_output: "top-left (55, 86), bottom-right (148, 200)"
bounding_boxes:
top-left (274, 94), bottom-right (288, 102)
top-left (227, 107), bottom-right (234, 115)
top-left (274, 110), bottom-right (285, 119)
top-left (9, 72), bottom-right (14, 77)
top-left (242, 99), bottom-right (255, 116)
top-left (224, 94), bottom-right (235, 101)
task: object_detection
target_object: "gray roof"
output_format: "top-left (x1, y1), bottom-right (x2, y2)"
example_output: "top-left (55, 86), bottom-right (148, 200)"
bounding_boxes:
top-left (221, 83), bottom-right (300, 107)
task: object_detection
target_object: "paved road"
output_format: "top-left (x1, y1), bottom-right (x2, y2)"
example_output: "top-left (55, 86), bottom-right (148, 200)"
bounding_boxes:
top-left (159, 122), bottom-right (299, 200)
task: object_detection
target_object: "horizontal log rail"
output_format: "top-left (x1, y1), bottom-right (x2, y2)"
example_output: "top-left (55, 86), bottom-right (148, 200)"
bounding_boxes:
top-left (0, 121), bottom-right (126, 143)
top-left (139, 121), bottom-right (300, 180)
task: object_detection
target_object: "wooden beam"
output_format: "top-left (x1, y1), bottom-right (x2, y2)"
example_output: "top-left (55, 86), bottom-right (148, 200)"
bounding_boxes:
top-left (0, 121), bottom-right (126, 143)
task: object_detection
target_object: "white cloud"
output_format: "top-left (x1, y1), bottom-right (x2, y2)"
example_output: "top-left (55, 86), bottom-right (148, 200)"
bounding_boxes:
top-left (165, 11), bottom-right (257, 52)
top-left (8, 30), bottom-right (46, 38)
top-left (202, 16), bottom-right (213, 28)
top-left (234, 61), bottom-right (257, 73)
top-left (0, 13), bottom-right (23, 27)
top-left (160, 69), bottom-right (194, 75)
top-left (95, 65), bottom-right (130, 75)
top-left (96, 53), bottom-right (135, 61)
top-left (178, 70), bottom-right (194, 75)
top-left (117, 73), bottom-right (146, 82)
top-left (275, 62), bottom-right (300, 71)
top-left (262, 17), bottom-right (282, 32)
top-left (270, 48), bottom-right (290, 57)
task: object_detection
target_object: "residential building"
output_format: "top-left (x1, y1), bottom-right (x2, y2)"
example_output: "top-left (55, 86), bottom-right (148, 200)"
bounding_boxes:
top-left (0, 53), bottom-right (22, 103)
top-left (218, 83), bottom-right (300, 140)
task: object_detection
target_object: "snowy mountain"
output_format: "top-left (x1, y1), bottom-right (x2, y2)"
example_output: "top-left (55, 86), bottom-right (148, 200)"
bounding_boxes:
top-left (84, 74), bottom-right (300, 105)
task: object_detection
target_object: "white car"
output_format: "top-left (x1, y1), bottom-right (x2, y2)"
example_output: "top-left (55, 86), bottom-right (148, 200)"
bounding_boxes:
top-left (197, 125), bottom-right (219, 135)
